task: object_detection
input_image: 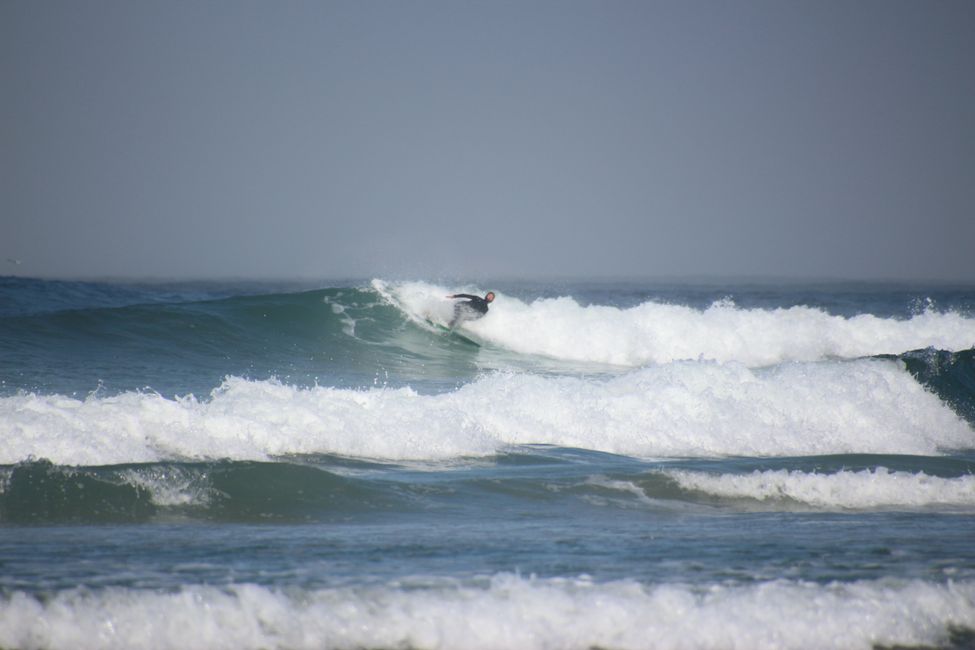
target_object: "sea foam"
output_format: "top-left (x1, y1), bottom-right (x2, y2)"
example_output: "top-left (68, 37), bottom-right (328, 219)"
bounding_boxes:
top-left (374, 280), bottom-right (975, 367)
top-left (663, 468), bottom-right (975, 510)
top-left (1, 358), bottom-right (970, 465)
top-left (0, 575), bottom-right (973, 650)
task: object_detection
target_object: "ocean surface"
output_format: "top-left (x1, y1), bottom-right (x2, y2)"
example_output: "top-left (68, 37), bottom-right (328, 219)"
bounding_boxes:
top-left (1, 275), bottom-right (975, 650)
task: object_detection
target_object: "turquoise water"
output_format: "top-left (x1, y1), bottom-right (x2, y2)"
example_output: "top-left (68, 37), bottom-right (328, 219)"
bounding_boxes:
top-left (1, 277), bottom-right (974, 649)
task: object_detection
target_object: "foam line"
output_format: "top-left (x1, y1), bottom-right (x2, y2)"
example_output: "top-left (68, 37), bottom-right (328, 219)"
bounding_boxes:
top-left (664, 468), bottom-right (975, 509)
top-left (0, 575), bottom-right (972, 650)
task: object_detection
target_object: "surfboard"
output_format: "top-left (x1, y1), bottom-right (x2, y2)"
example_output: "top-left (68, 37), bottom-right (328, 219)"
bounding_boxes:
top-left (427, 320), bottom-right (480, 347)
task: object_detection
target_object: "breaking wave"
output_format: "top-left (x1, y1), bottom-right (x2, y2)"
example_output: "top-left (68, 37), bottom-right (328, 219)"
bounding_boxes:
top-left (2, 354), bottom-right (972, 465)
top-left (0, 575), bottom-right (972, 650)
top-left (377, 279), bottom-right (975, 367)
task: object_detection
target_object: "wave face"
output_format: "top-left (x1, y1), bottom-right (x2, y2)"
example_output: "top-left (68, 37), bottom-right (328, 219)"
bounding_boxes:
top-left (0, 458), bottom-right (396, 524)
top-left (1, 281), bottom-right (436, 397)
top-left (891, 348), bottom-right (975, 424)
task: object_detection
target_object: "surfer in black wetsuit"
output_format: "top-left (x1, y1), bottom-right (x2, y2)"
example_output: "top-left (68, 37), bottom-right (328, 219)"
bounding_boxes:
top-left (447, 291), bottom-right (495, 328)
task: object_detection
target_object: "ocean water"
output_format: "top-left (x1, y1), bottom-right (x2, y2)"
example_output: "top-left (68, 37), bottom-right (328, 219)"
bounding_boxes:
top-left (1, 275), bottom-right (975, 650)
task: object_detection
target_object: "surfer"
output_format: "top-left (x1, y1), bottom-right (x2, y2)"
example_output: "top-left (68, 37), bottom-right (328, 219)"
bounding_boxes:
top-left (447, 291), bottom-right (495, 328)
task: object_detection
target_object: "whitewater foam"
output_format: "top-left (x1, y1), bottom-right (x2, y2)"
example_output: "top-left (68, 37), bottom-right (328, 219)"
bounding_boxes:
top-left (1, 357), bottom-right (971, 465)
top-left (374, 280), bottom-right (975, 367)
top-left (664, 468), bottom-right (975, 510)
top-left (0, 575), bottom-right (972, 650)
top-left (117, 466), bottom-right (215, 507)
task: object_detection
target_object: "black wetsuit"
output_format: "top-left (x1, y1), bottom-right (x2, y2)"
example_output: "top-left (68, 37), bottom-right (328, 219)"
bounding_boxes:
top-left (448, 294), bottom-right (490, 327)
top-left (449, 294), bottom-right (491, 315)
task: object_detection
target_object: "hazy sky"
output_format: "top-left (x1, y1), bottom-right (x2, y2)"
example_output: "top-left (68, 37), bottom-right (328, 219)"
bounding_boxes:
top-left (2, 0), bottom-right (973, 281)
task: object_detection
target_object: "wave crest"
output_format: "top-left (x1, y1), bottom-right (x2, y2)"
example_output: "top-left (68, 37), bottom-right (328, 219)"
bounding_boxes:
top-left (2, 357), bottom-right (970, 465)
top-left (663, 467), bottom-right (975, 510)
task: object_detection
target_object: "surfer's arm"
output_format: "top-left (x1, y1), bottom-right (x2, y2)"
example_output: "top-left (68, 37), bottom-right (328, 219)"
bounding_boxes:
top-left (447, 294), bottom-right (478, 300)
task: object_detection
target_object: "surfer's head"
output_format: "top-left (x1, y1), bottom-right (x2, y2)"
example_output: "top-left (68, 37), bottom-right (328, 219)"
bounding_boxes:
top-left (485, 291), bottom-right (495, 303)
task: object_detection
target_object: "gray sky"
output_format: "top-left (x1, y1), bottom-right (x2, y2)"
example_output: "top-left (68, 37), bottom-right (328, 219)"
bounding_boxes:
top-left (2, 0), bottom-right (974, 281)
